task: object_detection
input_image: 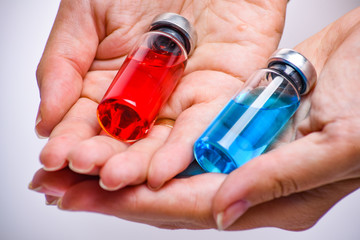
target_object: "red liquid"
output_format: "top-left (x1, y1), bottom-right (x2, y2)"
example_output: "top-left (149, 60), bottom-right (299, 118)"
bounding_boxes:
top-left (97, 44), bottom-right (186, 142)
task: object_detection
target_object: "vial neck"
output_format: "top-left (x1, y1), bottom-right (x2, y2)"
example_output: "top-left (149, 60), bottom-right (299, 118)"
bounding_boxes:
top-left (269, 63), bottom-right (305, 95)
top-left (152, 27), bottom-right (189, 54)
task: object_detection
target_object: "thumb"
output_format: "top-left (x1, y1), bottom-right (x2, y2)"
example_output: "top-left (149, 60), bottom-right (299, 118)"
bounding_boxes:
top-left (212, 131), bottom-right (357, 230)
top-left (35, 0), bottom-right (98, 137)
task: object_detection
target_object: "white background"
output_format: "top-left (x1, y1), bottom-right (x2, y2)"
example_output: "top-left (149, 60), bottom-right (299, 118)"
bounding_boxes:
top-left (1, 0), bottom-right (359, 239)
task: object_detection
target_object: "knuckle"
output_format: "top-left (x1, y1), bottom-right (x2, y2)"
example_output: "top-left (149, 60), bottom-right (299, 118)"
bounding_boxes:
top-left (272, 176), bottom-right (299, 198)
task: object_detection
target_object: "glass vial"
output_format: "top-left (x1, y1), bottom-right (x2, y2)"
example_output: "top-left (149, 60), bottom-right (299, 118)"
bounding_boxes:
top-left (97, 13), bottom-right (197, 142)
top-left (193, 49), bottom-right (317, 173)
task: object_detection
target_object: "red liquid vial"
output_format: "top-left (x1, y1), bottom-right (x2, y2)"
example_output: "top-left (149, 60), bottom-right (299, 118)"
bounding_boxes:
top-left (97, 13), bottom-right (197, 142)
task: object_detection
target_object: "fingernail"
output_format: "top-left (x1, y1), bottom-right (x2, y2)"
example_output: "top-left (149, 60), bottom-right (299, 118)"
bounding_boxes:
top-left (28, 182), bottom-right (43, 192)
top-left (216, 200), bottom-right (250, 230)
top-left (57, 197), bottom-right (64, 209)
top-left (35, 128), bottom-right (47, 139)
top-left (42, 160), bottom-right (67, 172)
top-left (29, 181), bottom-right (65, 198)
top-left (35, 109), bottom-right (47, 139)
top-left (216, 212), bottom-right (225, 231)
top-left (147, 164), bottom-right (164, 191)
top-left (35, 108), bottom-right (42, 126)
top-left (42, 164), bottom-right (64, 172)
top-left (99, 179), bottom-right (124, 191)
top-left (147, 182), bottom-right (163, 191)
top-left (35, 106), bottom-right (42, 127)
top-left (68, 161), bottom-right (95, 174)
top-left (45, 195), bottom-right (59, 206)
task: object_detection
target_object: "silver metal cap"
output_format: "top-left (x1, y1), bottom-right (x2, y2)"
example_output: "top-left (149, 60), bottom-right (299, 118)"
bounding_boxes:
top-left (268, 48), bottom-right (317, 95)
top-left (150, 13), bottom-right (197, 55)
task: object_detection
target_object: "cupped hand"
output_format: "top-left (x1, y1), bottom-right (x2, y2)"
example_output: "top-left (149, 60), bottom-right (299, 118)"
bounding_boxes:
top-left (31, 7), bottom-right (360, 232)
top-left (36, 0), bottom-right (288, 190)
top-left (213, 7), bottom-right (360, 230)
top-left (29, 167), bottom-right (360, 230)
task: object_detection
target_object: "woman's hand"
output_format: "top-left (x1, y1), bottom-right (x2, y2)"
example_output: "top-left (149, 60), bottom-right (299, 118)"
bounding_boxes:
top-left (36, 0), bottom-right (288, 191)
top-left (213, 7), bottom-right (360, 230)
top-left (29, 167), bottom-right (359, 230)
top-left (30, 7), bottom-right (360, 231)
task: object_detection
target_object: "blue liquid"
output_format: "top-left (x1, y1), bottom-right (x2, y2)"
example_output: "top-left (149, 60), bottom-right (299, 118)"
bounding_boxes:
top-left (193, 90), bottom-right (299, 173)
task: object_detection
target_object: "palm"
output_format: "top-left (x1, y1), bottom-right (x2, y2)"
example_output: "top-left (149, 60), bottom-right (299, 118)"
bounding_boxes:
top-left (31, 11), bottom-right (360, 230)
top-left (38, 0), bottom-right (287, 189)
top-left (33, 3), bottom-right (360, 231)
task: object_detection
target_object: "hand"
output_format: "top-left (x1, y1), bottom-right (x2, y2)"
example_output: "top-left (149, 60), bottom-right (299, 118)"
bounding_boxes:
top-left (30, 168), bottom-right (223, 229)
top-left (213, 7), bottom-right (360, 230)
top-left (36, 0), bottom-right (288, 190)
top-left (30, 7), bottom-right (360, 231)
top-left (29, 167), bottom-right (359, 230)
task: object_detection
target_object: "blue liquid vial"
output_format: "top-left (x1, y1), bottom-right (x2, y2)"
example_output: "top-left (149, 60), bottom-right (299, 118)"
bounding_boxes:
top-left (194, 49), bottom-right (317, 173)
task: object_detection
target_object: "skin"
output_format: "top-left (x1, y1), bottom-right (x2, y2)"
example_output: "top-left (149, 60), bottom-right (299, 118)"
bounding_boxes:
top-left (29, 168), bottom-right (360, 230)
top-left (35, 0), bottom-right (287, 191)
top-left (30, 6), bottom-right (360, 231)
top-left (213, 8), bottom-right (360, 230)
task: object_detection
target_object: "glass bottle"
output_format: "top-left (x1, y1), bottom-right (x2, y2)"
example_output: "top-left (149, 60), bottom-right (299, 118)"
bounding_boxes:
top-left (97, 13), bottom-right (197, 142)
top-left (193, 49), bottom-right (317, 173)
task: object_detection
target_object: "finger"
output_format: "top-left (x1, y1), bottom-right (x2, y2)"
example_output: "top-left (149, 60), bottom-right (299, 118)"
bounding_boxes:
top-left (147, 71), bottom-right (241, 189)
top-left (228, 178), bottom-right (360, 231)
top-left (99, 124), bottom-right (173, 191)
top-left (29, 168), bottom-right (93, 197)
top-left (35, 0), bottom-right (99, 137)
top-left (147, 104), bottom-right (216, 189)
top-left (81, 70), bottom-right (116, 102)
top-left (30, 168), bottom-right (360, 231)
top-left (67, 134), bottom-right (129, 175)
top-left (40, 98), bottom-right (100, 171)
top-left (185, 0), bottom-right (287, 76)
top-left (66, 68), bottom-right (129, 174)
top-left (213, 21), bottom-right (360, 230)
top-left (213, 130), bottom-right (360, 230)
top-left (58, 173), bottom-right (225, 229)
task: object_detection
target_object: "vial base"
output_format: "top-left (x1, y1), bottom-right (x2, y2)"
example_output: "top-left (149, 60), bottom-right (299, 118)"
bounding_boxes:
top-left (194, 92), bottom-right (299, 173)
top-left (193, 140), bottom-right (237, 174)
top-left (97, 98), bottom-right (148, 142)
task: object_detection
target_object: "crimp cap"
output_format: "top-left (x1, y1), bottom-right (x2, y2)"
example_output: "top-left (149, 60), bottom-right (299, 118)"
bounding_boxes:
top-left (150, 13), bottom-right (197, 55)
top-left (268, 48), bottom-right (317, 95)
